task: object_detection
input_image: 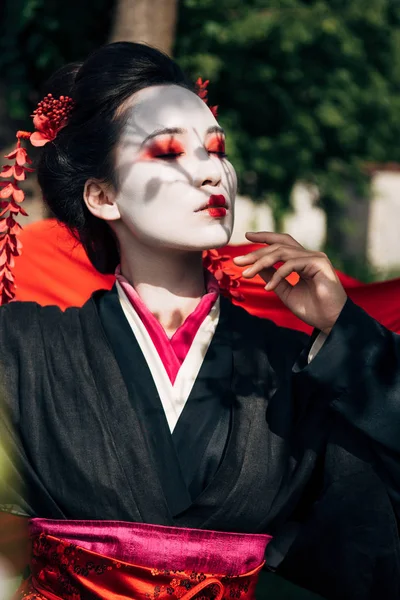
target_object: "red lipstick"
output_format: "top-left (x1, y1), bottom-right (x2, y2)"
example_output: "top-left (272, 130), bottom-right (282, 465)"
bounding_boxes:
top-left (205, 194), bottom-right (227, 218)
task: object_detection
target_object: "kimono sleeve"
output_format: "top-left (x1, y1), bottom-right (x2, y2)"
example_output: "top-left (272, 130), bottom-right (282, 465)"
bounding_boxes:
top-left (293, 297), bottom-right (400, 516)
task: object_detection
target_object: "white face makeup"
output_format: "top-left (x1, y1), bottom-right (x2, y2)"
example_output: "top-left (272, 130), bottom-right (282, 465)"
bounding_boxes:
top-left (110, 85), bottom-right (237, 252)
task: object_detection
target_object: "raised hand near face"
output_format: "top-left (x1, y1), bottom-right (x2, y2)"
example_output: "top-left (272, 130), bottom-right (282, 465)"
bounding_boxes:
top-left (233, 232), bottom-right (347, 335)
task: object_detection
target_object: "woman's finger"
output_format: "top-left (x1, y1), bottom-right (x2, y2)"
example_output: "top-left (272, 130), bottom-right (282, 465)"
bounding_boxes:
top-left (245, 231), bottom-right (304, 249)
top-left (241, 250), bottom-right (314, 278)
top-left (234, 243), bottom-right (287, 266)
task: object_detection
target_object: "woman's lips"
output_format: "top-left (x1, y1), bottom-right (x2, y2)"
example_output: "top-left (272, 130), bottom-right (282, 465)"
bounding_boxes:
top-left (207, 207), bottom-right (227, 217)
top-left (207, 194), bottom-right (227, 207)
top-left (197, 194), bottom-right (228, 217)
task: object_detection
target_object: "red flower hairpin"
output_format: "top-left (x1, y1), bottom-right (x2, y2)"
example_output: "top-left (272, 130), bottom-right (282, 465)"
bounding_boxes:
top-left (0, 94), bottom-right (74, 304)
top-left (30, 93), bottom-right (75, 147)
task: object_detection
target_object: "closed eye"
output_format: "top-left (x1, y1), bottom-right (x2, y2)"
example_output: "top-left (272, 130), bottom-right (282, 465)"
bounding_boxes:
top-left (142, 138), bottom-right (185, 161)
top-left (209, 150), bottom-right (227, 158)
top-left (154, 152), bottom-right (184, 159)
top-left (206, 134), bottom-right (226, 158)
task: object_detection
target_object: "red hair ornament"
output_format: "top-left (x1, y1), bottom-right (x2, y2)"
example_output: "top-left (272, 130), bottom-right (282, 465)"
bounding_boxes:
top-left (203, 249), bottom-right (244, 302)
top-left (0, 94), bottom-right (74, 304)
top-left (195, 77), bottom-right (218, 118)
top-left (30, 93), bottom-right (75, 146)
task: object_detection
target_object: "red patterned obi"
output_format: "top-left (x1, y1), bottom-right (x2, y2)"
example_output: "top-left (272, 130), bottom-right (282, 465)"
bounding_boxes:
top-left (16, 519), bottom-right (272, 600)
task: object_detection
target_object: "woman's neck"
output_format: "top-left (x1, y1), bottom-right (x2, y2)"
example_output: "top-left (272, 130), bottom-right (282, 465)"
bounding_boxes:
top-left (119, 245), bottom-right (206, 336)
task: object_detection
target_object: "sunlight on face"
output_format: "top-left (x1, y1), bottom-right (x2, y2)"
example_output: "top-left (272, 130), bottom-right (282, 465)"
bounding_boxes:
top-left (113, 85), bottom-right (237, 251)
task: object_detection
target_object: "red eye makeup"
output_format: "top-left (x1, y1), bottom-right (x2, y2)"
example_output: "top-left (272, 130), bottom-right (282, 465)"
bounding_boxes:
top-left (139, 133), bottom-right (226, 161)
top-left (140, 138), bottom-right (185, 160)
top-left (206, 135), bottom-right (226, 157)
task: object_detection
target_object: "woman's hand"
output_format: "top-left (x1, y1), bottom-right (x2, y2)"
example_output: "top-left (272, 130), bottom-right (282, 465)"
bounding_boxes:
top-left (233, 232), bottom-right (347, 334)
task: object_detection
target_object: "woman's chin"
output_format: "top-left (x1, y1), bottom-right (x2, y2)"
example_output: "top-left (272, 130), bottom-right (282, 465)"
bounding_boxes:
top-left (206, 238), bottom-right (231, 250)
top-left (166, 228), bottom-right (232, 252)
top-left (197, 226), bottom-right (233, 250)
top-left (196, 236), bottom-right (232, 252)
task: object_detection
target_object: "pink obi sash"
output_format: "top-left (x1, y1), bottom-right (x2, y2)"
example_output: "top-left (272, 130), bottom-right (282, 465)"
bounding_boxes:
top-left (16, 519), bottom-right (272, 600)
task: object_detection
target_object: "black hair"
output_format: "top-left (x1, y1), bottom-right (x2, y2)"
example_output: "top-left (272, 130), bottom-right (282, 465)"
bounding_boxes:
top-left (37, 42), bottom-right (191, 273)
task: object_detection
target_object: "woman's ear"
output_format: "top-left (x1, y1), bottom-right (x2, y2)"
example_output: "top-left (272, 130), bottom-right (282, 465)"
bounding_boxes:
top-left (83, 180), bottom-right (121, 221)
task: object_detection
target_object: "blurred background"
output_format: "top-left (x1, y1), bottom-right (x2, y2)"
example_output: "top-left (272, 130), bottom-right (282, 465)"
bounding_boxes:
top-left (2, 0), bottom-right (400, 282)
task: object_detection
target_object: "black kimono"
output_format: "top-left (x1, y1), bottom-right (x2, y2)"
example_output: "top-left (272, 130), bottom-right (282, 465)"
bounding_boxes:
top-left (0, 288), bottom-right (399, 599)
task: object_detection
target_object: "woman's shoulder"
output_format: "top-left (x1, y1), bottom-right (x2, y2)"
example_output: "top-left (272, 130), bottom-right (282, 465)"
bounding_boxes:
top-left (0, 299), bottom-right (78, 325)
top-left (0, 298), bottom-right (93, 349)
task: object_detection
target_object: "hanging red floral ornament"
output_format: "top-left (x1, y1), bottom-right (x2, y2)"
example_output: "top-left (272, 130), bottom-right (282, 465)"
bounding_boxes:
top-left (0, 132), bottom-right (32, 304)
top-left (0, 93), bottom-right (75, 304)
top-left (195, 78), bottom-right (218, 118)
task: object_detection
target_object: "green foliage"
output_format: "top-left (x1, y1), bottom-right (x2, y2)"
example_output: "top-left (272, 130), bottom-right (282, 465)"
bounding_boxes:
top-left (0, 0), bottom-right (114, 123)
top-left (175, 0), bottom-right (400, 274)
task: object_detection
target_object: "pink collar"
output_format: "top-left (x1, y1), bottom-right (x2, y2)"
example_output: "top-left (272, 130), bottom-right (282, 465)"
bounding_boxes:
top-left (115, 267), bottom-right (219, 384)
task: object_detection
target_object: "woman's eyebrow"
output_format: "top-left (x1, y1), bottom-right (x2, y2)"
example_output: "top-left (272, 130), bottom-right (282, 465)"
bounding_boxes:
top-left (206, 126), bottom-right (225, 136)
top-left (141, 127), bottom-right (185, 146)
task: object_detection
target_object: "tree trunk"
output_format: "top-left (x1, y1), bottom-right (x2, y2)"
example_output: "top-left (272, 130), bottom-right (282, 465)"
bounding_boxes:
top-left (109, 0), bottom-right (179, 56)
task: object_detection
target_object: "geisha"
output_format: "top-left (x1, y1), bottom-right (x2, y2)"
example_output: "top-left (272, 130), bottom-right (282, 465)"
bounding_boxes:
top-left (0, 42), bottom-right (400, 600)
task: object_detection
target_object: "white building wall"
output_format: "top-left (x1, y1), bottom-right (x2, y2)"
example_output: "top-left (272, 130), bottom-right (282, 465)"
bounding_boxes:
top-left (368, 172), bottom-right (400, 272)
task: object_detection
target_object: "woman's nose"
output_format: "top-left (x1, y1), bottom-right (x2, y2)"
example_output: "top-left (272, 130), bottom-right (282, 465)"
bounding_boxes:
top-left (192, 153), bottom-right (222, 188)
